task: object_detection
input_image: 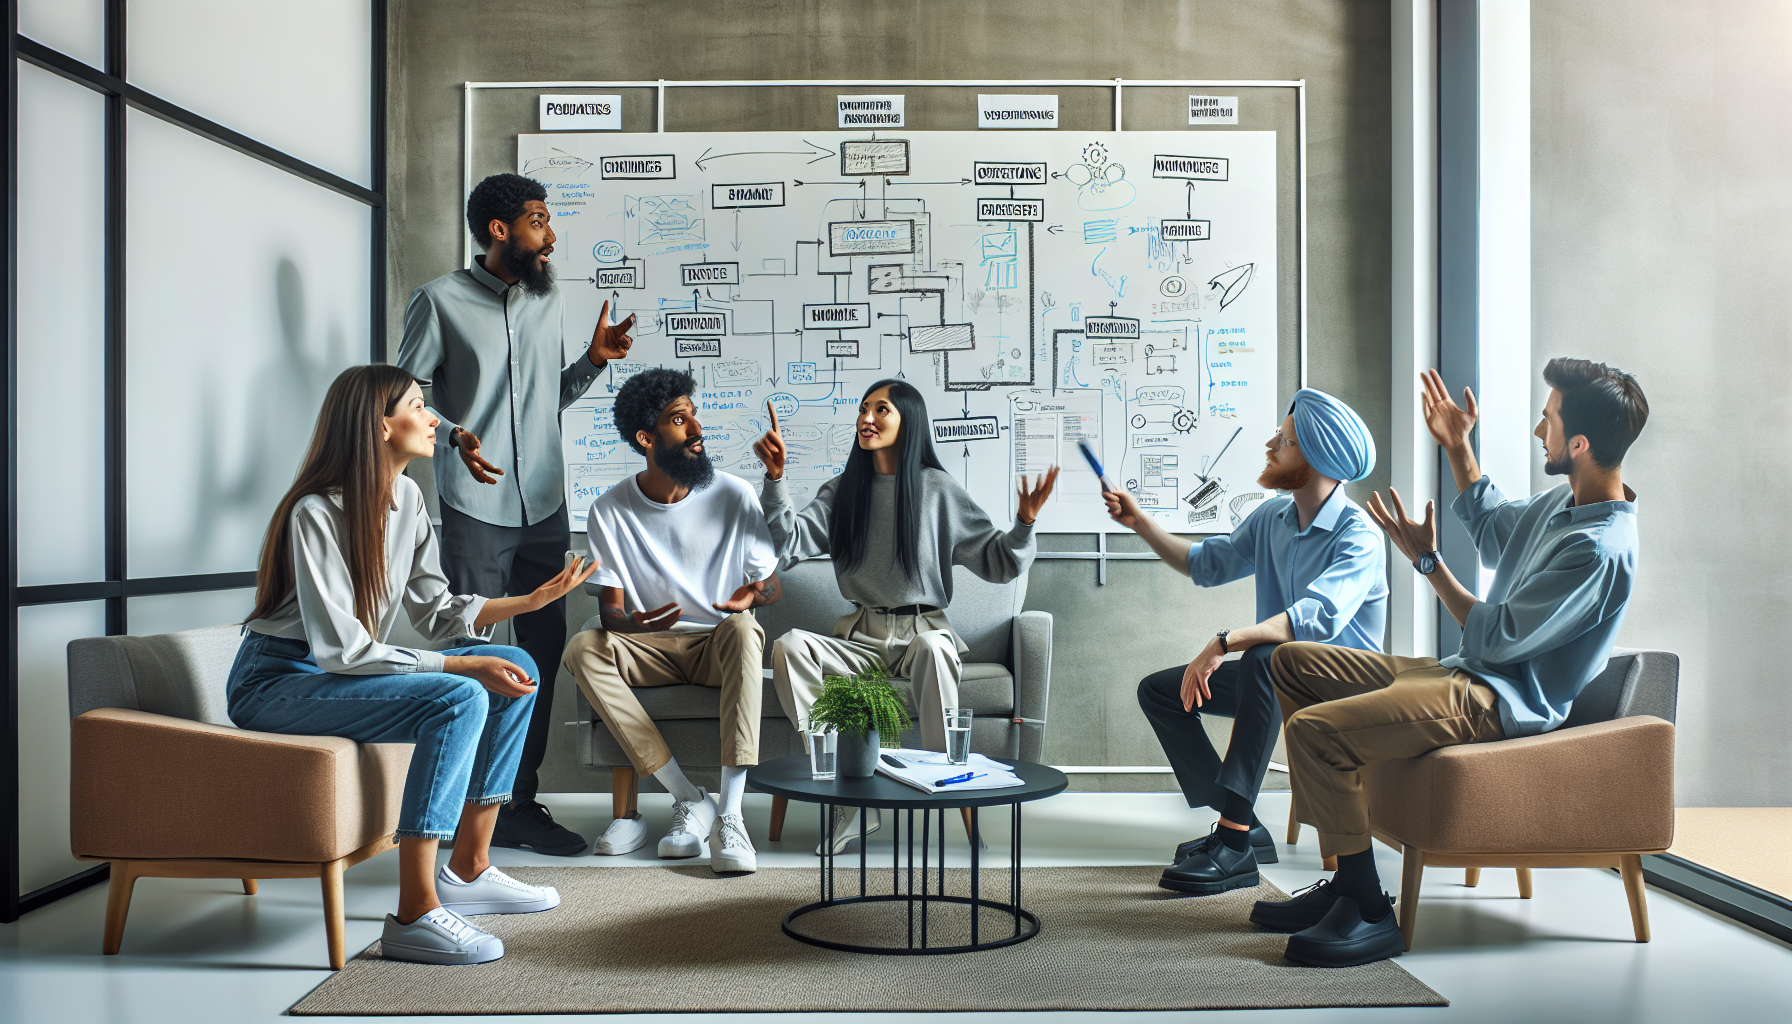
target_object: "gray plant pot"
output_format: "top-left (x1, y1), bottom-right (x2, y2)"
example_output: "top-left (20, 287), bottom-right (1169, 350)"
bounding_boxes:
top-left (837, 728), bottom-right (880, 778)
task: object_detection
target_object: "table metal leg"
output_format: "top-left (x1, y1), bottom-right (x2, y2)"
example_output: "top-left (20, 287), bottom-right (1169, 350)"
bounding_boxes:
top-left (920, 807), bottom-right (931, 947)
top-left (906, 808), bottom-right (915, 950)
top-left (970, 806), bottom-right (980, 946)
top-left (1011, 802), bottom-right (1021, 935)
top-left (858, 805), bottom-right (867, 897)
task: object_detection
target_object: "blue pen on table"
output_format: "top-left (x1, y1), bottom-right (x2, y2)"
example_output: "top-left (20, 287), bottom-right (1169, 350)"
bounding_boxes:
top-left (933, 771), bottom-right (987, 786)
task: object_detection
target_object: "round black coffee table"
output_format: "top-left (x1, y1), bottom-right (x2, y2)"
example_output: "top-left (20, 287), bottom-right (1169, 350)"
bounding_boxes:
top-left (746, 754), bottom-right (1067, 955)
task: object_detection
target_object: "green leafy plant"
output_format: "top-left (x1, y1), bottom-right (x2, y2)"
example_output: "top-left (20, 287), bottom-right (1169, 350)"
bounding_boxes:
top-left (807, 665), bottom-right (911, 747)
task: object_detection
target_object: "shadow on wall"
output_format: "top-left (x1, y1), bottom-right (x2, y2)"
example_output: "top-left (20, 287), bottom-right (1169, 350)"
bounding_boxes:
top-left (185, 257), bottom-right (349, 571)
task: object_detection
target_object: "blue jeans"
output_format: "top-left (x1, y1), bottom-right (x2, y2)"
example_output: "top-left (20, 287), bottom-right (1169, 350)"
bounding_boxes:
top-left (227, 631), bottom-right (537, 840)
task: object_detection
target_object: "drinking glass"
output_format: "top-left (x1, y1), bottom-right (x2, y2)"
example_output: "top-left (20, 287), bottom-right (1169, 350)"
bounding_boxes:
top-left (945, 708), bottom-right (973, 765)
top-left (806, 722), bottom-right (838, 781)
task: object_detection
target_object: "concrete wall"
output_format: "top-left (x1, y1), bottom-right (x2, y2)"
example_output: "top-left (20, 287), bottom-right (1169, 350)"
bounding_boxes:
top-left (386, 0), bottom-right (1393, 792)
top-left (1532, 0), bottom-right (1792, 805)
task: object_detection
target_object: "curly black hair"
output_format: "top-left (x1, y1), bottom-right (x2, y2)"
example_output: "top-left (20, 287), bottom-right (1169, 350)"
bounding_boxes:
top-left (613, 367), bottom-right (697, 455)
top-left (465, 173), bottom-right (548, 247)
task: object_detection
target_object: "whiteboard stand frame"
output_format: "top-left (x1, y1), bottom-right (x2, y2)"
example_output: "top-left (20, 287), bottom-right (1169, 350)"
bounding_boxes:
top-left (462, 77), bottom-right (1309, 569)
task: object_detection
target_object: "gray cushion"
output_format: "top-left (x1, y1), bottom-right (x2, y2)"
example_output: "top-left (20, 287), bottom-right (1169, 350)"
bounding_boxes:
top-left (68, 624), bottom-right (242, 726)
top-left (1561, 648), bottom-right (1680, 729)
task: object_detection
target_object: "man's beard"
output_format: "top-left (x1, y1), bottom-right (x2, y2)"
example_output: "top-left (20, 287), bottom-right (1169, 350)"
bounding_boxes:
top-left (653, 435), bottom-right (716, 489)
top-left (1542, 442), bottom-right (1572, 477)
top-left (1258, 458), bottom-right (1313, 491)
top-left (498, 235), bottom-right (555, 297)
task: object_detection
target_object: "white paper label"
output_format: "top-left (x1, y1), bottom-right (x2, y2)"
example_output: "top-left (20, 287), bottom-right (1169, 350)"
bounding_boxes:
top-left (539, 94), bottom-right (621, 131)
top-left (978, 94), bottom-right (1058, 129)
top-left (837, 94), bottom-right (904, 128)
top-left (1189, 95), bottom-right (1239, 125)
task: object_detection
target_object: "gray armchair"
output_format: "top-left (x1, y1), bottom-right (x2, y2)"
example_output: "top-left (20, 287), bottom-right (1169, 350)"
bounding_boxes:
top-left (575, 559), bottom-right (1052, 835)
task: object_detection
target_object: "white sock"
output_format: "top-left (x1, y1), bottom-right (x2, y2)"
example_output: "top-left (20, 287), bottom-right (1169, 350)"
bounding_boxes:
top-left (653, 757), bottom-right (705, 806)
top-left (719, 766), bottom-right (748, 817)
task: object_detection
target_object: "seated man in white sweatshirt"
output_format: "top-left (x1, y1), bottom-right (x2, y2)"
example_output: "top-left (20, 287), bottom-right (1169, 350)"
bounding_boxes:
top-left (561, 367), bottom-right (782, 874)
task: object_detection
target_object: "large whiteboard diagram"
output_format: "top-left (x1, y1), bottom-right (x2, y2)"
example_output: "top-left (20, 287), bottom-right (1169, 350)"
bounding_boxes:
top-left (518, 131), bottom-right (1277, 533)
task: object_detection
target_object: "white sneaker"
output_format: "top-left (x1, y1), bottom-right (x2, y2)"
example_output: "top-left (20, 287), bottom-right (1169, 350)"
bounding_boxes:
top-left (710, 812), bottom-right (757, 874)
top-left (435, 864), bottom-right (560, 915)
top-left (814, 807), bottom-right (882, 856)
top-left (658, 791), bottom-right (717, 859)
top-left (381, 907), bottom-right (503, 965)
top-left (593, 812), bottom-right (647, 855)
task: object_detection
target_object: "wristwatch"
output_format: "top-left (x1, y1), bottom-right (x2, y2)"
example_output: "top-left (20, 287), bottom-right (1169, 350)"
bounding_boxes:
top-left (1214, 628), bottom-right (1231, 654)
top-left (448, 427), bottom-right (463, 450)
top-left (1416, 550), bottom-right (1442, 576)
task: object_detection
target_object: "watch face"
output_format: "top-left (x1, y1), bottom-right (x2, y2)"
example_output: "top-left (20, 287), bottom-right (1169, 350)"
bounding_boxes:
top-left (1418, 553), bottom-right (1437, 575)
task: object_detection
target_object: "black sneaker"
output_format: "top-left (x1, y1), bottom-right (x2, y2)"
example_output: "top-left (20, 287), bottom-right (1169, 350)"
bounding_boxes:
top-left (1158, 826), bottom-right (1261, 895)
top-left (1250, 879), bottom-right (1342, 932)
top-left (1174, 822), bottom-right (1279, 865)
top-left (1284, 893), bottom-right (1405, 967)
top-left (491, 801), bottom-right (588, 857)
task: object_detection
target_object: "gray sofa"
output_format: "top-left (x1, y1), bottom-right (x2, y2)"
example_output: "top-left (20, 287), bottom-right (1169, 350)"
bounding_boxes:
top-left (574, 559), bottom-right (1052, 820)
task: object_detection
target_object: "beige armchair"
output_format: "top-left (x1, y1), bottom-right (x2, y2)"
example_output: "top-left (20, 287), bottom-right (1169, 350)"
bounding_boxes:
top-left (68, 625), bottom-right (411, 970)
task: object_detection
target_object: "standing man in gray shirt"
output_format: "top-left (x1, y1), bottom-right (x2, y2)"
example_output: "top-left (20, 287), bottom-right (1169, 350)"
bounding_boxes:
top-left (398, 173), bottom-right (636, 856)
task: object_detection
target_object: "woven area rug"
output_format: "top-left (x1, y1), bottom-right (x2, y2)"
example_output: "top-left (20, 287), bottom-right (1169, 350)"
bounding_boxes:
top-left (291, 865), bottom-right (1446, 1014)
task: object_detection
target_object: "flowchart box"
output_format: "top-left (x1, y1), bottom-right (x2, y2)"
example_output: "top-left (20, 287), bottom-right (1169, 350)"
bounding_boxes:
top-left (681, 262), bottom-right (739, 286)
top-left (710, 182), bottom-right (786, 208)
top-left (595, 266), bottom-right (640, 288)
top-left (674, 338), bottom-right (722, 358)
top-left (664, 311), bottom-right (729, 336)
top-left (908, 323), bottom-right (976, 352)
top-left (1160, 219), bottom-right (1211, 241)
top-left (841, 139), bottom-right (910, 175)
top-left (828, 220), bottom-right (915, 256)
top-left (803, 303), bottom-right (871, 330)
top-left (977, 197), bottom-right (1045, 222)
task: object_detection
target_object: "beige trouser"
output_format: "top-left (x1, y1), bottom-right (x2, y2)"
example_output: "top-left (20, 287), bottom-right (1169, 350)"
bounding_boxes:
top-left (771, 606), bottom-right (966, 751)
top-left (1271, 642), bottom-right (1506, 858)
top-left (561, 611), bottom-right (764, 775)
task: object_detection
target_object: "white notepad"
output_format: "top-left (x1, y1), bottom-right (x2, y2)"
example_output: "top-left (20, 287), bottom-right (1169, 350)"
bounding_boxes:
top-left (873, 748), bottom-right (1025, 794)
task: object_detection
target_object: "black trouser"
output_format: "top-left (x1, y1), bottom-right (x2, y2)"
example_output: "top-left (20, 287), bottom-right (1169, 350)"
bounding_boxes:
top-left (438, 501), bottom-right (569, 806)
top-left (1137, 643), bottom-right (1283, 815)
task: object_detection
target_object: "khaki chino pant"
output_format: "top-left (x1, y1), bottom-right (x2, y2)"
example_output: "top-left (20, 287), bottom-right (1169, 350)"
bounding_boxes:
top-left (1271, 642), bottom-right (1506, 858)
top-left (561, 612), bottom-right (764, 775)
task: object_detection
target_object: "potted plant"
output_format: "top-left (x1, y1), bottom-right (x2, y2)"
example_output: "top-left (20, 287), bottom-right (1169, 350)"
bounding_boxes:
top-left (807, 666), bottom-right (912, 778)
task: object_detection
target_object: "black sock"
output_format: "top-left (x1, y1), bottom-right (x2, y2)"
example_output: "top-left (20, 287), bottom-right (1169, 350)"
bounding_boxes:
top-left (1220, 791), bottom-right (1256, 830)
top-left (1332, 849), bottom-right (1390, 920)
top-left (1217, 822), bottom-right (1252, 851)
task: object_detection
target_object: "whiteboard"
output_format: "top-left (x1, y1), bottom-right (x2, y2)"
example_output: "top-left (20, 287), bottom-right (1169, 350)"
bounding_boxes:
top-left (518, 130), bottom-right (1278, 533)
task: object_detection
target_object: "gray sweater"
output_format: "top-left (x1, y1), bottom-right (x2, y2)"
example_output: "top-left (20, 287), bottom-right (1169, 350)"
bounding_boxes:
top-left (761, 469), bottom-right (1035, 609)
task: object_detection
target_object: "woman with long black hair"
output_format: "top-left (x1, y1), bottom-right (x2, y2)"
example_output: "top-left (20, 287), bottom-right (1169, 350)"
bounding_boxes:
top-left (231, 365), bottom-right (595, 965)
top-left (753, 379), bottom-right (1056, 803)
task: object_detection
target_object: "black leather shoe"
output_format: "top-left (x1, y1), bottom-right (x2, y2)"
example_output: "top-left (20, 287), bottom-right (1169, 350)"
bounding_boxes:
top-left (491, 801), bottom-right (589, 857)
top-left (1159, 828), bottom-right (1260, 895)
top-left (1175, 823), bottom-right (1279, 865)
top-left (1250, 879), bottom-right (1342, 932)
top-left (1284, 894), bottom-right (1405, 967)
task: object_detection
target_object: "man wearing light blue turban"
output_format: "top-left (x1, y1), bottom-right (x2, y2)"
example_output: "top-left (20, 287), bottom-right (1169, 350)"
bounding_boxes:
top-left (1105, 388), bottom-right (1387, 899)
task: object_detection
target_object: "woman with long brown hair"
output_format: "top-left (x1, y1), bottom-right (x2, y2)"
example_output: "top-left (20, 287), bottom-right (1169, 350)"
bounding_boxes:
top-left (230, 364), bottom-right (594, 966)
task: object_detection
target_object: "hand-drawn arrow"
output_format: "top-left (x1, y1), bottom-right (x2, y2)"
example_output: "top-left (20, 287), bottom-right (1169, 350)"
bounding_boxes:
top-left (1046, 224), bottom-right (1064, 235)
top-left (691, 288), bottom-right (700, 311)
top-left (694, 140), bottom-right (835, 170)
top-left (731, 209), bottom-right (741, 252)
top-left (885, 177), bottom-right (971, 186)
top-left (1186, 181), bottom-right (1196, 218)
top-left (792, 179), bottom-right (867, 188)
top-left (1207, 263), bottom-right (1255, 310)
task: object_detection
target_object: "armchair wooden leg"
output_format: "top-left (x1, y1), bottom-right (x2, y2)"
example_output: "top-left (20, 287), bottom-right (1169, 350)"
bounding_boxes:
top-left (242, 878), bottom-right (258, 895)
top-left (1398, 848), bottom-right (1425, 952)
top-left (101, 861), bottom-right (138, 956)
top-left (1464, 868), bottom-right (1481, 887)
top-left (1286, 801), bottom-right (1301, 846)
top-left (612, 767), bottom-right (639, 820)
top-left (1619, 854), bottom-right (1650, 942)
top-left (321, 858), bottom-right (347, 970)
top-left (769, 795), bottom-right (788, 841)
top-left (1515, 867), bottom-right (1533, 899)
top-left (961, 807), bottom-right (975, 839)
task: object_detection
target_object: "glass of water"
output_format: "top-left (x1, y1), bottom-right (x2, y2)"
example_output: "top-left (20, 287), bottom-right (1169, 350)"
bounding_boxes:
top-left (945, 708), bottom-right (973, 765)
top-left (807, 722), bottom-right (838, 781)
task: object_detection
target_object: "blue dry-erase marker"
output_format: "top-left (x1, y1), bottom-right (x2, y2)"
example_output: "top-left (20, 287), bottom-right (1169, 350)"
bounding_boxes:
top-left (1076, 440), bottom-right (1117, 493)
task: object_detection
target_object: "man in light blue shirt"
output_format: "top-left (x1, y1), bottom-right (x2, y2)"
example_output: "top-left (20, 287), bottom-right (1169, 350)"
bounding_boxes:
top-left (1256, 358), bottom-right (1647, 970)
top-left (1105, 388), bottom-right (1386, 897)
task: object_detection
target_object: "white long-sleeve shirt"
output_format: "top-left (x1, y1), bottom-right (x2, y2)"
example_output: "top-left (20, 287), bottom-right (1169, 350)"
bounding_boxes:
top-left (245, 475), bottom-right (487, 675)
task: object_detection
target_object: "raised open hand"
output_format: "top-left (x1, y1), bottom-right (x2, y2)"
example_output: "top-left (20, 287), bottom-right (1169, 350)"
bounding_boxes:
top-left (1420, 368), bottom-right (1478, 450)
top-left (528, 557), bottom-right (599, 610)
top-left (588, 300), bottom-right (636, 364)
top-left (1365, 487), bottom-right (1437, 565)
top-left (1015, 466), bottom-right (1060, 525)
top-left (453, 428), bottom-right (504, 485)
top-left (753, 400), bottom-right (786, 480)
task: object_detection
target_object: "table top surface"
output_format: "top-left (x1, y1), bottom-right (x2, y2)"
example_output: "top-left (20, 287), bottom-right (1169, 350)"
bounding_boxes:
top-left (747, 755), bottom-right (1068, 809)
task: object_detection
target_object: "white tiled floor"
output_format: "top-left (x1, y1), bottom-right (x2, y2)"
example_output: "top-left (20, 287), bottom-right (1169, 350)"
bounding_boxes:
top-left (3, 791), bottom-right (1790, 1023)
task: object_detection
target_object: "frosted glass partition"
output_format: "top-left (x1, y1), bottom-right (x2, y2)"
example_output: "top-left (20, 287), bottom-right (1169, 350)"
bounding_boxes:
top-left (127, 588), bottom-right (255, 637)
top-left (17, 602), bottom-right (108, 894)
top-left (127, 0), bottom-right (373, 186)
top-left (18, 0), bottom-right (105, 68)
top-left (15, 64), bottom-right (108, 587)
top-left (125, 108), bottom-right (370, 578)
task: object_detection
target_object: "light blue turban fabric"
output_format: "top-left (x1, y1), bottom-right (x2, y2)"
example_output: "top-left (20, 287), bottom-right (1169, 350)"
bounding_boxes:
top-left (1290, 388), bottom-right (1376, 483)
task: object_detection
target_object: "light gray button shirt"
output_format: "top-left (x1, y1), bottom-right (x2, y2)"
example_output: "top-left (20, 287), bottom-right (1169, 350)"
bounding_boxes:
top-left (245, 475), bottom-right (488, 675)
top-left (397, 258), bottom-right (602, 528)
